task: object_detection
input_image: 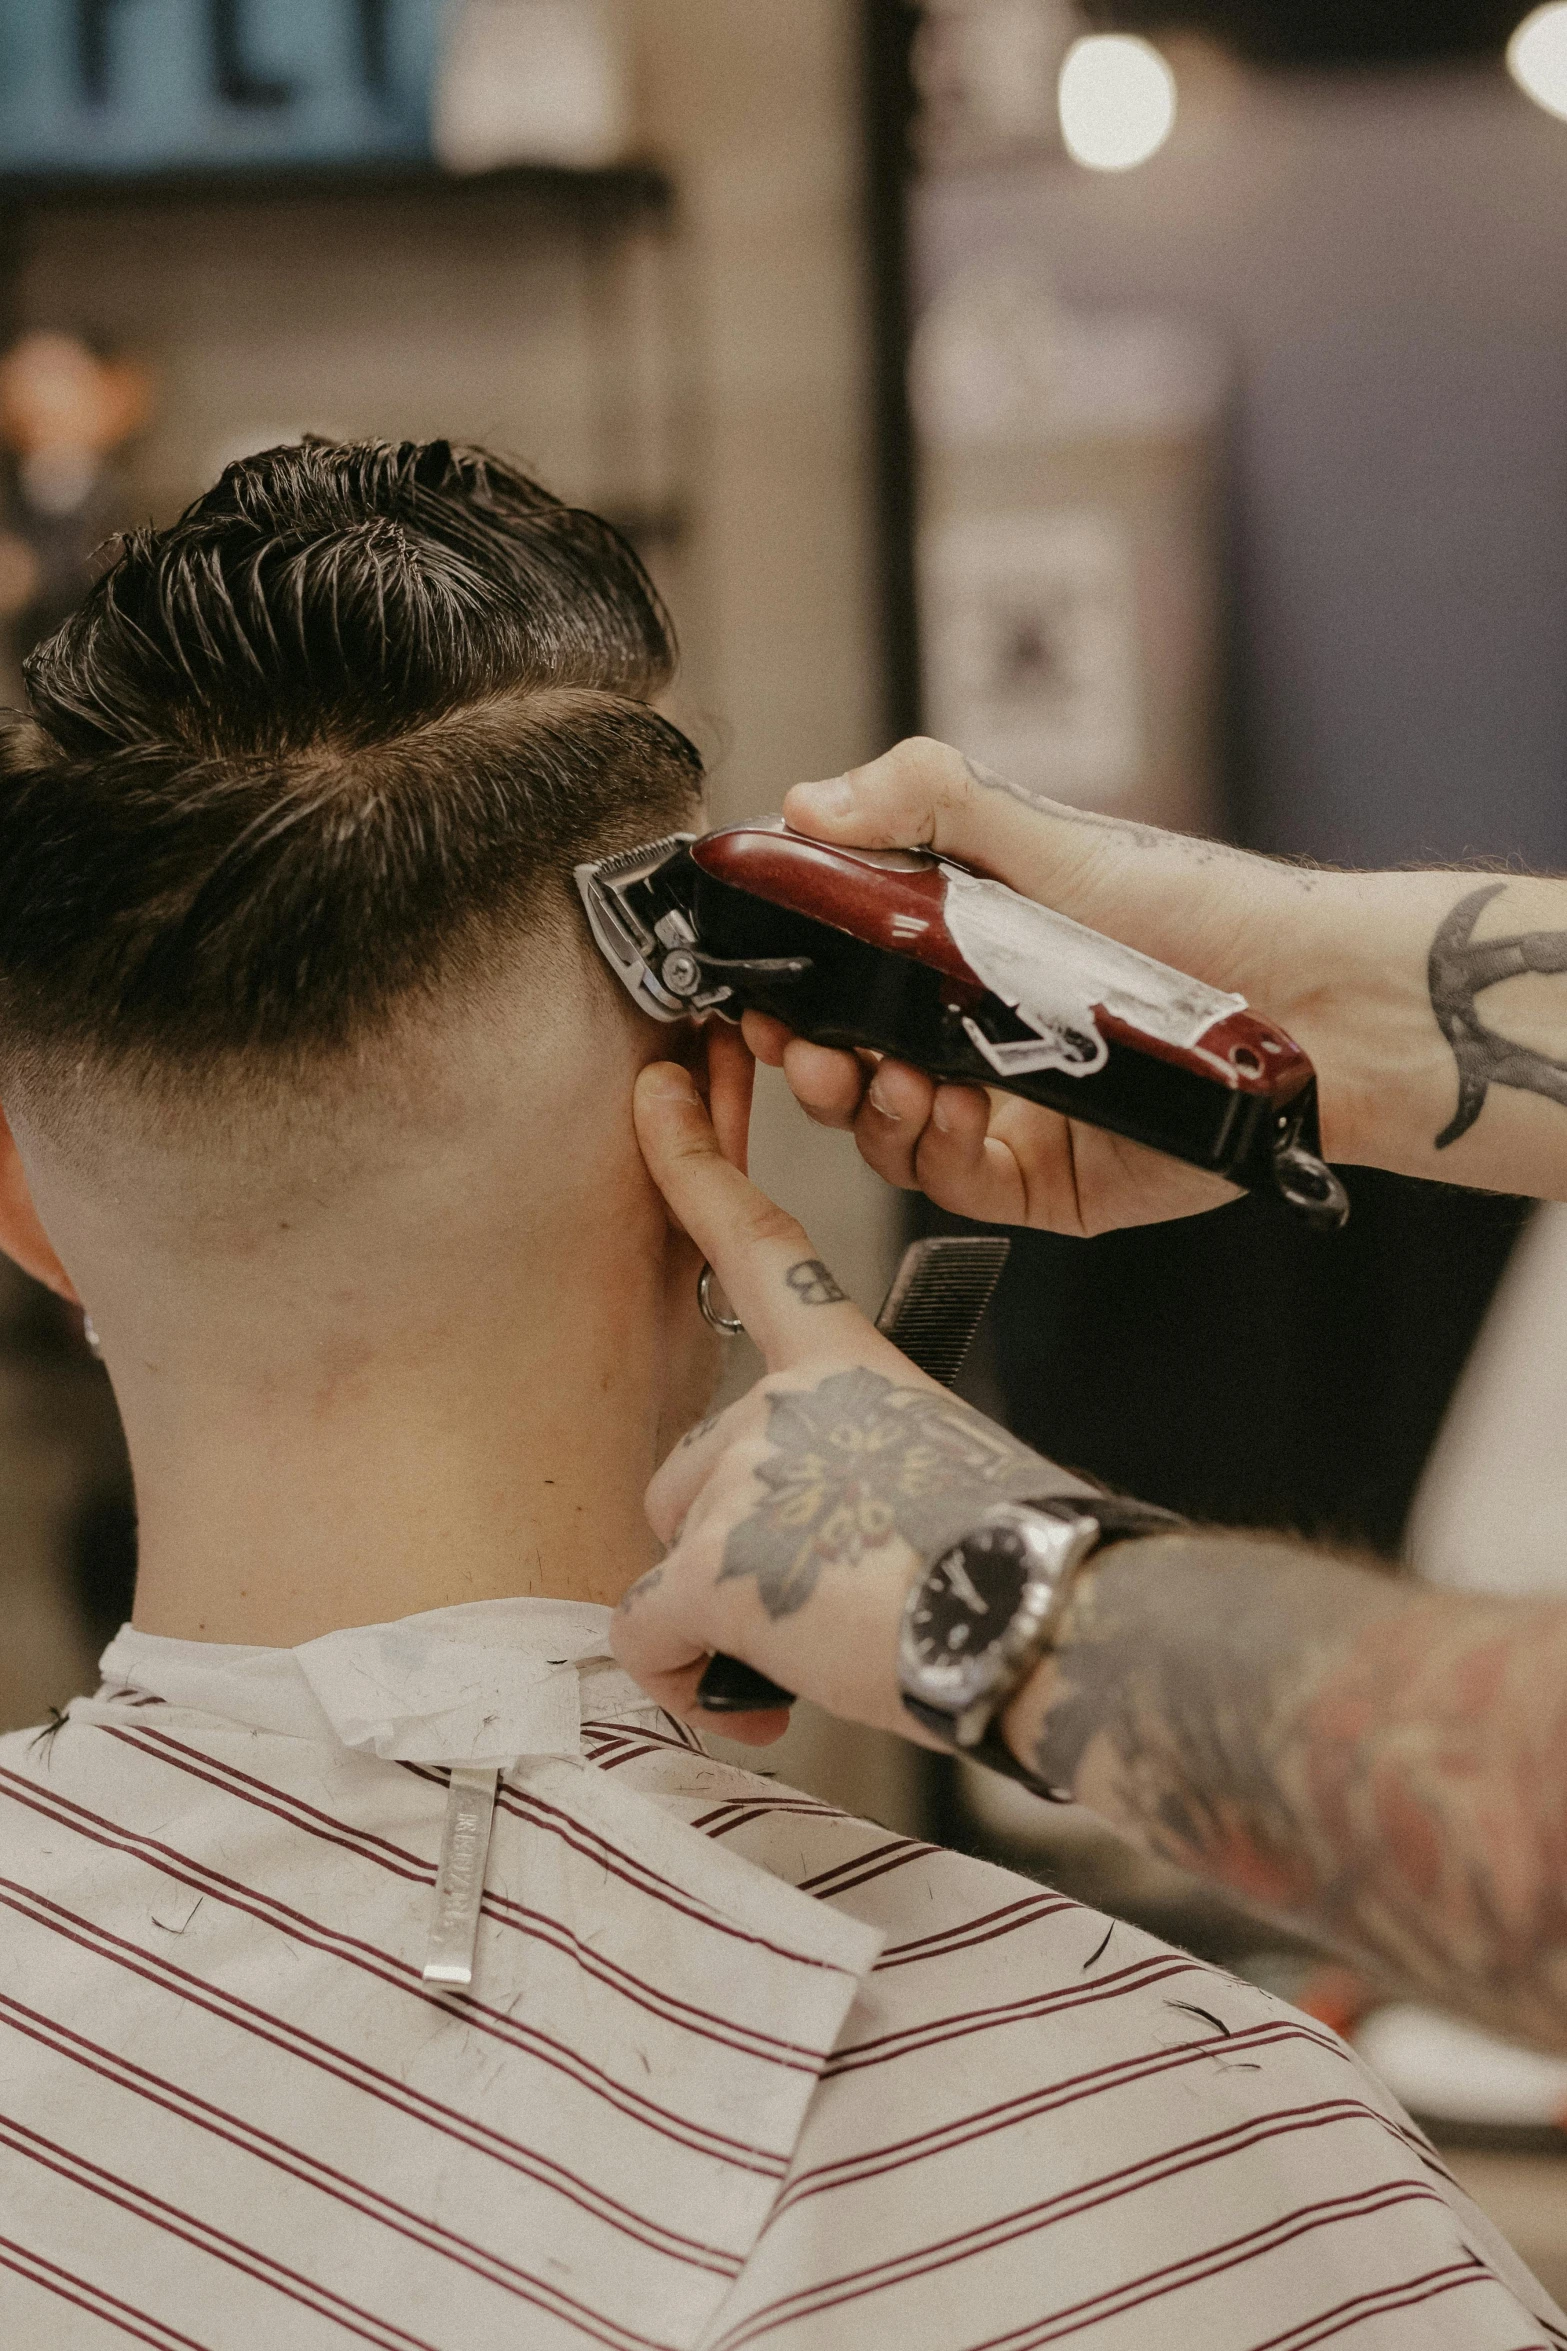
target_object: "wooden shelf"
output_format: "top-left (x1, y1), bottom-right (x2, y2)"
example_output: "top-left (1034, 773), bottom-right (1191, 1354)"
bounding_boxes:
top-left (0, 157), bottom-right (674, 226)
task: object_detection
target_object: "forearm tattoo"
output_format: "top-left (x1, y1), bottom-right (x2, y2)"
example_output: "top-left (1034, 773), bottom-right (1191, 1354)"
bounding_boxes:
top-left (1430, 880), bottom-right (1567, 1147)
top-left (718, 1365), bottom-right (1059, 1617)
top-left (1036, 1537), bottom-right (1567, 2046)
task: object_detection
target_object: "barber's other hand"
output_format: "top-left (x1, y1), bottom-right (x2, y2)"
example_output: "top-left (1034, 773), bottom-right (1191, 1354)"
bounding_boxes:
top-left (748, 737), bottom-right (1361, 1236)
top-left (614, 1061), bottom-right (1086, 1737)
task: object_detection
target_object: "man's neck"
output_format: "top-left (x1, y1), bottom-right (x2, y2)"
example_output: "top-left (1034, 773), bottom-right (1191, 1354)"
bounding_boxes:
top-left (121, 1277), bottom-right (672, 1649)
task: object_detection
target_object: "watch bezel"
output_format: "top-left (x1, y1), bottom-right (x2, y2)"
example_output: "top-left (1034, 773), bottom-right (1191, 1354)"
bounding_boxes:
top-left (897, 1501), bottom-right (1100, 1746)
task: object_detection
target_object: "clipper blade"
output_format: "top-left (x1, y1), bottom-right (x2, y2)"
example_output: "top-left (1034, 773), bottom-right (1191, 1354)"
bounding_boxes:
top-left (574, 832), bottom-right (698, 1020)
top-left (578, 832), bottom-right (696, 891)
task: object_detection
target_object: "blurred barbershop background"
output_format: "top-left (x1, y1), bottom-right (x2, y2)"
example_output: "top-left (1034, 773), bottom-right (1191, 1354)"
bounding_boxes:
top-left (3, 0), bottom-right (1567, 2289)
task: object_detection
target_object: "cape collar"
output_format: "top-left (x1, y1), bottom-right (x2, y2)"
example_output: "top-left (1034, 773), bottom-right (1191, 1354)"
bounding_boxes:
top-left (99, 1597), bottom-right (661, 1769)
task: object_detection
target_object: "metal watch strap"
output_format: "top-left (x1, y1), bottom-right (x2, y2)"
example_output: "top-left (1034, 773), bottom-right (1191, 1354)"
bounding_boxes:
top-left (949, 1495), bottom-right (1184, 1802)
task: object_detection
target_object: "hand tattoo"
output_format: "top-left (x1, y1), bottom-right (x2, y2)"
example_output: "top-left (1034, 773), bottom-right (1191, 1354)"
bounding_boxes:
top-left (784, 1258), bottom-right (848, 1307)
top-left (1429, 881), bottom-right (1567, 1147)
top-left (1035, 1537), bottom-right (1567, 2048)
top-left (718, 1365), bottom-right (1057, 1617)
top-left (616, 1565), bottom-right (664, 1614)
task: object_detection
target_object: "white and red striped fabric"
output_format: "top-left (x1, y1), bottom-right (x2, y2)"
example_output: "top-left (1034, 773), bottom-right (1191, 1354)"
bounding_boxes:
top-left (0, 1598), bottom-right (1558, 2350)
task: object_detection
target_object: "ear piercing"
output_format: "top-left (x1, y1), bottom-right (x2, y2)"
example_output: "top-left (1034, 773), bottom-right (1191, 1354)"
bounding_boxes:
top-left (81, 1313), bottom-right (103, 1359)
top-left (697, 1263), bottom-right (744, 1336)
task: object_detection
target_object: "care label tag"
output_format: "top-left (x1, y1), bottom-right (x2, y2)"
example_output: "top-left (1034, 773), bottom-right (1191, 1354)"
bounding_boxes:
top-left (422, 1765), bottom-right (500, 1990)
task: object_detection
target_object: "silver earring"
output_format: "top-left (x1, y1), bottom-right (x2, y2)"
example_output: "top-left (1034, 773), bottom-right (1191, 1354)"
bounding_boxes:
top-left (697, 1262), bottom-right (744, 1336)
top-left (81, 1312), bottom-right (103, 1359)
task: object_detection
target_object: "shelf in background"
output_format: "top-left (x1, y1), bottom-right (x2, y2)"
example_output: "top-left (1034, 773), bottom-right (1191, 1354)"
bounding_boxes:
top-left (0, 157), bottom-right (674, 225)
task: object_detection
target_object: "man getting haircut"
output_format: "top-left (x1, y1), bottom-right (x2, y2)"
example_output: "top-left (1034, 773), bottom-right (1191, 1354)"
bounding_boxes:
top-left (0, 440), bottom-right (1555, 2350)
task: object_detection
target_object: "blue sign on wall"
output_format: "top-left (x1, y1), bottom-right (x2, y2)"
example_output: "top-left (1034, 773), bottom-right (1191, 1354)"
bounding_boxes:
top-left (0, 1), bottom-right (445, 176)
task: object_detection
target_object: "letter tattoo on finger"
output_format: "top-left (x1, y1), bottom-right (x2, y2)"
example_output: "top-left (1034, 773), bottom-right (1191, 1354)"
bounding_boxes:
top-left (784, 1258), bottom-right (849, 1307)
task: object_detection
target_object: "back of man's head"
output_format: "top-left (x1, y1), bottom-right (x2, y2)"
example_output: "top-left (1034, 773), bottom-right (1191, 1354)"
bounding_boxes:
top-left (0, 436), bottom-right (701, 1129)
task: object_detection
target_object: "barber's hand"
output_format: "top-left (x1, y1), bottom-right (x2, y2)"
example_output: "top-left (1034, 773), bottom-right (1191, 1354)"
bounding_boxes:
top-left (749, 737), bottom-right (1365, 1236)
top-left (612, 1061), bottom-right (1087, 1736)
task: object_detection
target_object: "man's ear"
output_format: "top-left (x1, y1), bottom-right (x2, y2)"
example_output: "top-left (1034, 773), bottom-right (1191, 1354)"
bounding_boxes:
top-left (704, 1021), bottom-right (754, 1178)
top-left (0, 1106), bottom-right (79, 1301)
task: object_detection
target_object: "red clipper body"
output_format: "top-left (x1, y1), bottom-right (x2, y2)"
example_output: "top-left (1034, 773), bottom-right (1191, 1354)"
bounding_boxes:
top-left (576, 821), bottom-right (1347, 1227)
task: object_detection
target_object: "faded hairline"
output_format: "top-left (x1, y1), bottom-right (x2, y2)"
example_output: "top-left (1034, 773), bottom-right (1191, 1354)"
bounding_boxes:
top-left (0, 440), bottom-right (705, 1186)
top-left (0, 687), bottom-right (699, 1172)
top-left (0, 892), bottom-right (647, 1202)
top-left (0, 680), bottom-right (700, 1112)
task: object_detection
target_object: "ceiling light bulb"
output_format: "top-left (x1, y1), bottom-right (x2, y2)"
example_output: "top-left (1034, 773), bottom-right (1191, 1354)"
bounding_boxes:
top-left (1058, 35), bottom-right (1176, 173)
top-left (1510, 3), bottom-right (1567, 122)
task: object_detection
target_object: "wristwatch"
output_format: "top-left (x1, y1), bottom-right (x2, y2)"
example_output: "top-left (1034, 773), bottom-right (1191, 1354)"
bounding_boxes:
top-left (898, 1494), bottom-right (1185, 1800)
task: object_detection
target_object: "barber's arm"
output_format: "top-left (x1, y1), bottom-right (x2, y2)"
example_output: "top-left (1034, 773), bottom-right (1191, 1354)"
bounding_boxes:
top-left (754, 737), bottom-right (1567, 1222)
top-left (613, 1064), bottom-right (1567, 2054)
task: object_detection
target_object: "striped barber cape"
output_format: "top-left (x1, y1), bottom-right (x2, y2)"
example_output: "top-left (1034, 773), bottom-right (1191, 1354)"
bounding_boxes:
top-left (0, 1597), bottom-right (1559, 2351)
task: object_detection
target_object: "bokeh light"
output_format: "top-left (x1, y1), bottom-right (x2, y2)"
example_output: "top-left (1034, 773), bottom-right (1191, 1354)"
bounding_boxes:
top-left (1057, 35), bottom-right (1177, 173)
top-left (1509, 4), bottom-right (1567, 122)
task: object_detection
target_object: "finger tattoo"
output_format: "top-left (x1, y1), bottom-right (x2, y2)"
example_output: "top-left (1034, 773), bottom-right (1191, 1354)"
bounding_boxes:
top-left (784, 1258), bottom-right (849, 1307)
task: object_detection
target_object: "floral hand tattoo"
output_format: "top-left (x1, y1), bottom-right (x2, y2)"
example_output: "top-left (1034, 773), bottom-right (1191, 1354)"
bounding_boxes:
top-left (718, 1365), bottom-right (1056, 1617)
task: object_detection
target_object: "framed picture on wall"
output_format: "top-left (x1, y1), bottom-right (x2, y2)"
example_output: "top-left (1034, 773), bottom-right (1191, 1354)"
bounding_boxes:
top-left (919, 506), bottom-right (1145, 810)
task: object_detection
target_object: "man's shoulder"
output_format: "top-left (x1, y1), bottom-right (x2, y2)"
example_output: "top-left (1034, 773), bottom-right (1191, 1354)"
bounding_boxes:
top-left (612, 1723), bottom-right (1567, 2347)
top-left (588, 1713), bottom-right (1188, 1991)
top-left (594, 1714), bottom-right (1391, 2086)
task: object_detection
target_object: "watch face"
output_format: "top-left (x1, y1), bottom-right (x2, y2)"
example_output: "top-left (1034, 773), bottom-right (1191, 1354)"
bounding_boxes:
top-left (903, 1525), bottom-right (1033, 1711)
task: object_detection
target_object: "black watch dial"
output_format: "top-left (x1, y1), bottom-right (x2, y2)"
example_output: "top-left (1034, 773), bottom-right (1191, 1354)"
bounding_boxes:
top-left (905, 1524), bottom-right (1033, 1710)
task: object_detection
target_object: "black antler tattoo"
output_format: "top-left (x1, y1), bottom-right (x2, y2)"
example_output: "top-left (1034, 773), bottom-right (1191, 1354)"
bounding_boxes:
top-left (1429, 883), bottom-right (1567, 1149)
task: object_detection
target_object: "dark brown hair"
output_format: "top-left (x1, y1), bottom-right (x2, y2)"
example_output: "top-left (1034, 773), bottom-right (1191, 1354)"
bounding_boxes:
top-left (0, 438), bottom-right (700, 1083)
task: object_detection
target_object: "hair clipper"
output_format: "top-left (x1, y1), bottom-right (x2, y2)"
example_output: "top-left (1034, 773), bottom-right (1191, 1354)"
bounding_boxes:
top-left (576, 820), bottom-right (1348, 1226)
